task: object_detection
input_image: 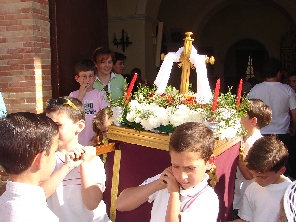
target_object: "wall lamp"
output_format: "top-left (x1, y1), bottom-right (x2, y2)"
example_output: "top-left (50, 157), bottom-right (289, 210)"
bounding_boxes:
top-left (113, 29), bottom-right (132, 52)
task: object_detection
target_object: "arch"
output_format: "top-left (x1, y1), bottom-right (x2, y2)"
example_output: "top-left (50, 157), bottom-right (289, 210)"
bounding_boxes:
top-left (218, 32), bottom-right (271, 61)
top-left (192, 0), bottom-right (296, 43)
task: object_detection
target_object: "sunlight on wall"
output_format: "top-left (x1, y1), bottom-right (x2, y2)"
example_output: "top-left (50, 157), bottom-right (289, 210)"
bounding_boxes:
top-left (34, 57), bottom-right (44, 113)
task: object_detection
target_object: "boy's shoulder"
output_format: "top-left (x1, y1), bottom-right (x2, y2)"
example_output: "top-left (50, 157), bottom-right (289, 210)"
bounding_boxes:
top-left (246, 176), bottom-right (292, 193)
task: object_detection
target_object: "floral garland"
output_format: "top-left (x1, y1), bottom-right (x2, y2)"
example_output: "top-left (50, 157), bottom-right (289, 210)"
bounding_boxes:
top-left (112, 83), bottom-right (249, 140)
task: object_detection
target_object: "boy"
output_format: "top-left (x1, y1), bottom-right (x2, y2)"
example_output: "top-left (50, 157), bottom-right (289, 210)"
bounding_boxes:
top-left (116, 122), bottom-right (219, 221)
top-left (234, 136), bottom-right (292, 222)
top-left (233, 99), bottom-right (272, 218)
top-left (69, 59), bottom-right (109, 146)
top-left (112, 52), bottom-right (126, 75)
top-left (42, 97), bottom-right (111, 222)
top-left (288, 71), bottom-right (296, 92)
top-left (0, 112), bottom-right (59, 221)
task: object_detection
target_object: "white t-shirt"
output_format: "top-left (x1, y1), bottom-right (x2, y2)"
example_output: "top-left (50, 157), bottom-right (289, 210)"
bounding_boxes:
top-left (248, 82), bottom-right (296, 134)
top-left (142, 174), bottom-right (219, 222)
top-left (69, 89), bottom-right (109, 146)
top-left (233, 131), bottom-right (262, 209)
top-left (47, 152), bottom-right (111, 222)
top-left (238, 177), bottom-right (292, 222)
top-left (0, 181), bottom-right (58, 222)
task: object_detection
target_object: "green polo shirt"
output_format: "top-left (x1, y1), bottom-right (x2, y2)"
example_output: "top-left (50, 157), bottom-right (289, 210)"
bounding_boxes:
top-left (93, 72), bottom-right (126, 101)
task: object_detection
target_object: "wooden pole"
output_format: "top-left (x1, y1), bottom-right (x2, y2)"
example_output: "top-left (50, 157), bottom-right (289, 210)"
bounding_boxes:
top-left (180, 32), bottom-right (194, 94)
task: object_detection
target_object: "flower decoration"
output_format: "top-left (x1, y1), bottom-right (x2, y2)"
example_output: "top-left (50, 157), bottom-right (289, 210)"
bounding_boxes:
top-left (114, 84), bottom-right (249, 140)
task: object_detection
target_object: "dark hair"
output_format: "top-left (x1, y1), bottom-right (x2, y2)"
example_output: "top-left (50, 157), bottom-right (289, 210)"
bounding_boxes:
top-left (246, 136), bottom-right (289, 173)
top-left (46, 96), bottom-right (85, 122)
top-left (92, 47), bottom-right (114, 64)
top-left (247, 99), bottom-right (272, 129)
top-left (75, 59), bottom-right (96, 75)
top-left (262, 58), bottom-right (282, 79)
top-left (0, 112), bottom-right (58, 174)
top-left (288, 71), bottom-right (296, 78)
top-left (131, 68), bottom-right (142, 77)
top-left (169, 122), bottom-right (215, 161)
top-left (113, 52), bottom-right (126, 64)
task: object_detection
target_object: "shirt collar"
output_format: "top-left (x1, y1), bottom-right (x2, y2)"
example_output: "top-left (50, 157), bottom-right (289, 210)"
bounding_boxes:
top-left (180, 174), bottom-right (209, 197)
top-left (95, 72), bottom-right (116, 85)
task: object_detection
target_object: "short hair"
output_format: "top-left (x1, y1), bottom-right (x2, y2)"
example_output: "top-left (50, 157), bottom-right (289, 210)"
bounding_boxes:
top-left (75, 59), bottom-right (96, 75)
top-left (169, 122), bottom-right (215, 161)
top-left (46, 96), bottom-right (85, 122)
top-left (262, 58), bottom-right (282, 79)
top-left (92, 47), bottom-right (114, 64)
top-left (131, 68), bottom-right (142, 77)
top-left (0, 112), bottom-right (58, 174)
top-left (113, 52), bottom-right (126, 64)
top-left (288, 71), bottom-right (296, 78)
top-left (246, 136), bottom-right (289, 173)
top-left (247, 99), bottom-right (272, 129)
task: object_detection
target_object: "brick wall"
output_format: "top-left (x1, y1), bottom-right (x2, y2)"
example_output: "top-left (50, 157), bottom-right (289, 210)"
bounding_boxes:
top-left (0, 0), bottom-right (52, 114)
top-left (0, 0), bottom-right (51, 195)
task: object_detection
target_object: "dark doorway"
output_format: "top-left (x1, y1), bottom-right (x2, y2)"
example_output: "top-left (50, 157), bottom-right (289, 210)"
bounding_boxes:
top-left (49, 0), bottom-right (108, 98)
top-left (224, 39), bottom-right (268, 92)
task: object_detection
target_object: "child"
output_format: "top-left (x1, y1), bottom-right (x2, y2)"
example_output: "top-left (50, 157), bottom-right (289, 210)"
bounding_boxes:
top-left (233, 99), bottom-right (272, 218)
top-left (91, 106), bottom-right (114, 146)
top-left (234, 136), bottom-right (292, 222)
top-left (116, 122), bottom-right (219, 221)
top-left (0, 112), bottom-right (59, 221)
top-left (288, 71), bottom-right (296, 92)
top-left (92, 47), bottom-right (126, 102)
top-left (69, 59), bottom-right (109, 146)
top-left (112, 52), bottom-right (126, 75)
top-left (42, 96), bottom-right (111, 222)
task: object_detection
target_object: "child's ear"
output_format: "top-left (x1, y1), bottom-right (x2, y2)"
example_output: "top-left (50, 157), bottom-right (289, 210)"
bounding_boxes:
top-left (74, 75), bottom-right (80, 82)
top-left (251, 117), bottom-right (258, 126)
top-left (32, 151), bottom-right (47, 171)
top-left (277, 166), bottom-right (286, 175)
top-left (206, 154), bottom-right (216, 171)
top-left (76, 119), bottom-right (85, 134)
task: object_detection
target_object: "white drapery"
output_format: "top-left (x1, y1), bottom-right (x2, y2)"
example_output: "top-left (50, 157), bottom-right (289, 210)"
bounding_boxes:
top-left (154, 46), bottom-right (212, 103)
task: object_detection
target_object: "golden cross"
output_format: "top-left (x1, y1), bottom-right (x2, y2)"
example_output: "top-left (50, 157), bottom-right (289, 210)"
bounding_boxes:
top-left (178, 32), bottom-right (195, 94)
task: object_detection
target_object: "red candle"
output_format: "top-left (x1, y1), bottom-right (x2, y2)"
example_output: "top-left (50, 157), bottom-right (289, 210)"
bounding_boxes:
top-left (212, 78), bottom-right (220, 112)
top-left (236, 79), bottom-right (243, 108)
top-left (125, 73), bottom-right (138, 103)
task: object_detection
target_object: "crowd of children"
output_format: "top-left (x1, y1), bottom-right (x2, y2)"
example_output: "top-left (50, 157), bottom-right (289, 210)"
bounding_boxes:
top-left (1, 52), bottom-right (296, 221)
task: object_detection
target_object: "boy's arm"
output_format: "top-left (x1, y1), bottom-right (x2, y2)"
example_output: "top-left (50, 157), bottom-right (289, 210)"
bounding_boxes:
top-left (166, 192), bottom-right (181, 222)
top-left (80, 161), bottom-right (103, 210)
top-left (80, 146), bottom-right (102, 210)
top-left (237, 160), bottom-right (253, 180)
top-left (116, 174), bottom-right (167, 211)
top-left (77, 84), bottom-right (88, 101)
top-left (290, 108), bottom-right (296, 136)
top-left (164, 167), bottom-right (181, 222)
top-left (40, 154), bottom-right (82, 198)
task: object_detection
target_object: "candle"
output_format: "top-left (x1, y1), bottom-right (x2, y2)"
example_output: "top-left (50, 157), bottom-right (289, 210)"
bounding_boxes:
top-left (212, 78), bottom-right (220, 112)
top-left (125, 73), bottom-right (138, 103)
top-left (236, 79), bottom-right (243, 108)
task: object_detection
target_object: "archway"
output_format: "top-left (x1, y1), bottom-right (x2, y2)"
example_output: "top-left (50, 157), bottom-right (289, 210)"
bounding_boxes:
top-left (223, 39), bottom-right (268, 92)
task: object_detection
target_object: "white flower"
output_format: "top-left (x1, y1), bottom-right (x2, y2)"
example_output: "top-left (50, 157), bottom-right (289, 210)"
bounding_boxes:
top-left (169, 104), bottom-right (191, 127)
top-left (188, 108), bottom-right (206, 123)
